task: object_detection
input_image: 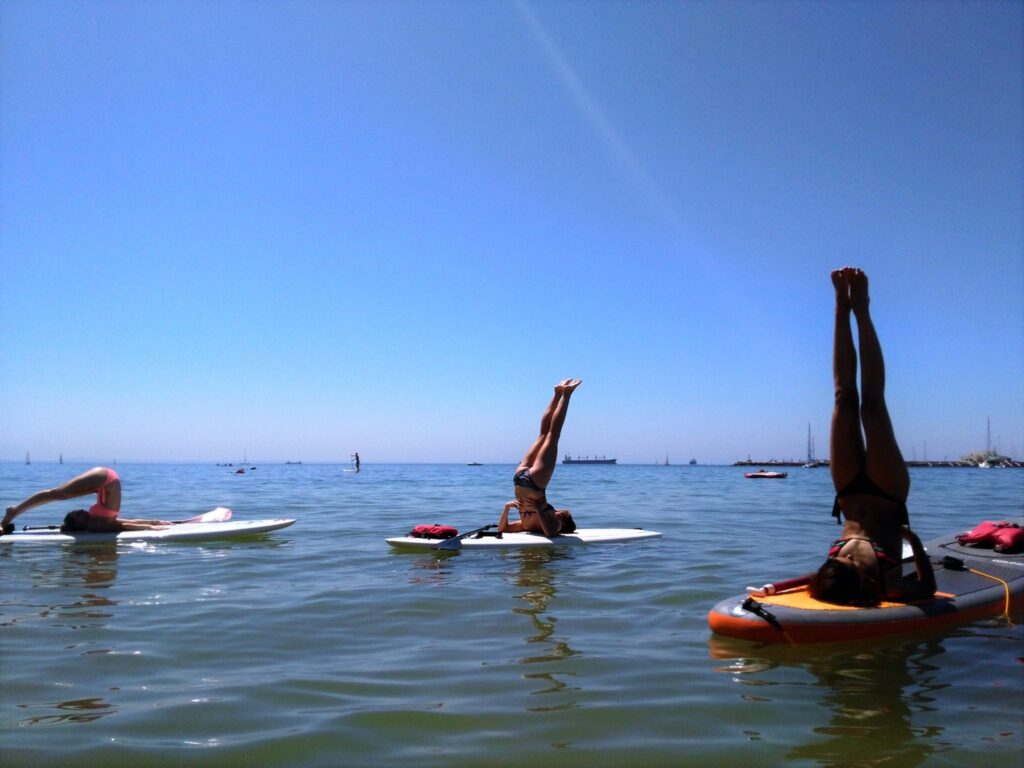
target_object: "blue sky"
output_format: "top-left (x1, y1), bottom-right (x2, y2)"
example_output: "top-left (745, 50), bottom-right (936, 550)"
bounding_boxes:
top-left (1, 0), bottom-right (1021, 464)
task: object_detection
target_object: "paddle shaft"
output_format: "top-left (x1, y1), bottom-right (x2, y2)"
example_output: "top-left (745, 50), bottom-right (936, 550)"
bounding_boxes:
top-left (433, 524), bottom-right (497, 550)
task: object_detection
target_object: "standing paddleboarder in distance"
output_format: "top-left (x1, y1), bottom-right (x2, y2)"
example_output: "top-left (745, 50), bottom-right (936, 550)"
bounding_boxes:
top-left (352, 452), bottom-right (360, 472)
top-left (809, 268), bottom-right (935, 605)
top-left (2, 467), bottom-right (171, 534)
top-left (499, 379), bottom-right (580, 537)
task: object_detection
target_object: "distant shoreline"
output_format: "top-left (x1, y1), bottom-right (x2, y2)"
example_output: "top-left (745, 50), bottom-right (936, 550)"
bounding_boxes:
top-left (3, 459), bottom-right (1020, 468)
top-left (732, 459), bottom-right (1023, 468)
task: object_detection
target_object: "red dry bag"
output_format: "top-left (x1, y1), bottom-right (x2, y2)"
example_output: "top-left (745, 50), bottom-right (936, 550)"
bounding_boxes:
top-left (408, 524), bottom-right (459, 540)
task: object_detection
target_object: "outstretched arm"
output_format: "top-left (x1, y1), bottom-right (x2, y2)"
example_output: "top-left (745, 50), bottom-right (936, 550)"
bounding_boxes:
top-left (115, 519), bottom-right (171, 531)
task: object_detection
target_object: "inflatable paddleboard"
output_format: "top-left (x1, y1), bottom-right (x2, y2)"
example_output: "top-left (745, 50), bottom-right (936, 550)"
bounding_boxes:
top-left (387, 528), bottom-right (662, 550)
top-left (708, 521), bottom-right (1024, 644)
top-left (1, 518), bottom-right (295, 544)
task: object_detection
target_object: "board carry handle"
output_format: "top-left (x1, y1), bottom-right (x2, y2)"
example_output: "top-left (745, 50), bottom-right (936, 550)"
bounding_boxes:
top-left (740, 597), bottom-right (786, 632)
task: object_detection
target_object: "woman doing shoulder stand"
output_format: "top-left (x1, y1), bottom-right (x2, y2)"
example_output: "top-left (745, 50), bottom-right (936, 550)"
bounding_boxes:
top-left (499, 379), bottom-right (581, 537)
top-left (809, 268), bottom-right (935, 606)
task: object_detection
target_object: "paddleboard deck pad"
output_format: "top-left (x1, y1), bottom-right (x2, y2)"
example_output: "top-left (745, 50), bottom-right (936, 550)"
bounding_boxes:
top-left (708, 520), bottom-right (1024, 644)
top-left (387, 527), bottom-right (662, 550)
top-left (2, 519), bottom-right (295, 544)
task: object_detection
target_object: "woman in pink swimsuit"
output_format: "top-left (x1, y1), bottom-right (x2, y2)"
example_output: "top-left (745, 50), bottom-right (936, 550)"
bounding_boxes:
top-left (2, 467), bottom-right (169, 534)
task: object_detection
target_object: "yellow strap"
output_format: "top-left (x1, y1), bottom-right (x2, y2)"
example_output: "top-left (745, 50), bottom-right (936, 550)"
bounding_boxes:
top-left (967, 567), bottom-right (1014, 622)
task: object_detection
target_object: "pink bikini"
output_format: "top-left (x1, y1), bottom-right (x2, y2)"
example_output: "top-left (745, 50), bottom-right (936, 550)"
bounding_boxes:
top-left (89, 468), bottom-right (120, 518)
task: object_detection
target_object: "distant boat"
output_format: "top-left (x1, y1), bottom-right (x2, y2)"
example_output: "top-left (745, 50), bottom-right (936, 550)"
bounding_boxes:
top-left (563, 454), bottom-right (617, 465)
top-left (745, 470), bottom-right (788, 479)
top-left (467, 462), bottom-right (483, 466)
top-left (59, 452), bottom-right (63, 465)
top-left (25, 451), bottom-right (30, 465)
top-left (805, 423), bottom-right (819, 467)
top-left (285, 461), bottom-right (303, 465)
top-left (664, 453), bottom-right (670, 466)
top-left (689, 458), bottom-right (697, 465)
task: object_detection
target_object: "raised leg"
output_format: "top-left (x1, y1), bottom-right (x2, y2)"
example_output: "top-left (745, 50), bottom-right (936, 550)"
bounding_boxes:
top-left (849, 269), bottom-right (909, 501)
top-left (517, 380), bottom-right (571, 471)
top-left (3, 467), bottom-right (114, 526)
top-left (829, 269), bottom-right (865, 494)
top-left (525, 379), bottom-right (581, 489)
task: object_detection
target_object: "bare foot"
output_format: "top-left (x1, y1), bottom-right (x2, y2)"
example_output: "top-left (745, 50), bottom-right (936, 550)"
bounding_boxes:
top-left (846, 267), bottom-right (870, 314)
top-left (563, 378), bottom-right (582, 393)
top-left (831, 269), bottom-right (850, 311)
top-left (555, 379), bottom-right (572, 394)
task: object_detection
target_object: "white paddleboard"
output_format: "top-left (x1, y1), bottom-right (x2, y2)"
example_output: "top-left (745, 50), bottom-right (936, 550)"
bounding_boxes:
top-left (386, 527), bottom-right (662, 550)
top-left (2, 518), bottom-right (295, 544)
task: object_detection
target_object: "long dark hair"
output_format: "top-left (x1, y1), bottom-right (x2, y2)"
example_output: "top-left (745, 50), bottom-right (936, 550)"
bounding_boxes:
top-left (808, 559), bottom-right (879, 607)
top-left (61, 510), bottom-right (90, 532)
top-left (555, 509), bottom-right (576, 534)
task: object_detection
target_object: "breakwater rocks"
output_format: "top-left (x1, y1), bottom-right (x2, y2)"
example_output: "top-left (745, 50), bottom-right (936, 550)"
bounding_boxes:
top-left (733, 460), bottom-right (827, 467)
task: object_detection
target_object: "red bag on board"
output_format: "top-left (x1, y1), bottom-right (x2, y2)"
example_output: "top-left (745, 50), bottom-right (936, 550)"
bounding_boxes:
top-left (956, 521), bottom-right (1014, 547)
top-left (992, 526), bottom-right (1024, 554)
top-left (408, 524), bottom-right (458, 539)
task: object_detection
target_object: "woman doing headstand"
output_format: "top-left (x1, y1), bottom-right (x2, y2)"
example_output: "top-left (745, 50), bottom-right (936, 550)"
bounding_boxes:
top-left (499, 379), bottom-right (581, 537)
top-left (808, 268), bottom-right (935, 605)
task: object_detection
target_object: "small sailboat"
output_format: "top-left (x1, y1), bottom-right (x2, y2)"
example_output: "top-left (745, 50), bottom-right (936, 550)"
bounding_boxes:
top-left (25, 451), bottom-right (30, 465)
top-left (803, 423), bottom-right (820, 467)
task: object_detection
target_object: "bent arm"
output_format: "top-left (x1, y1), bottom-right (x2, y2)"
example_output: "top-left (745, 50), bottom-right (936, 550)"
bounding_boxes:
top-left (892, 527), bottom-right (936, 601)
top-left (498, 501), bottom-right (523, 533)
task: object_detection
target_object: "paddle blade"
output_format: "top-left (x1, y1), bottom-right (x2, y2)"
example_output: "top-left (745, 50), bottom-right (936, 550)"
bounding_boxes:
top-left (184, 507), bottom-right (233, 524)
top-left (429, 524), bottom-right (495, 550)
top-left (432, 537), bottom-right (463, 551)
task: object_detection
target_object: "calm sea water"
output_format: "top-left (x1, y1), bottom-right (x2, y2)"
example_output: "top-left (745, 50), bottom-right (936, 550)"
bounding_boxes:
top-left (1, 462), bottom-right (1021, 767)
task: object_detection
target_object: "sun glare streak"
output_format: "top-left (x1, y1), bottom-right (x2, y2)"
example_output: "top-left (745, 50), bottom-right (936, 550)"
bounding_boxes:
top-left (514, 0), bottom-right (685, 234)
top-left (513, 2), bottom-right (809, 372)
top-left (513, 0), bottom-right (757, 326)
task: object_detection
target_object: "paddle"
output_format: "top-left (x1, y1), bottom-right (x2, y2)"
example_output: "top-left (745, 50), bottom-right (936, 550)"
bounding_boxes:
top-left (433, 524), bottom-right (497, 551)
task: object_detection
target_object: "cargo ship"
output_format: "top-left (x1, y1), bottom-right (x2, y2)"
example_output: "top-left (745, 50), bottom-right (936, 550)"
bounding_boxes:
top-left (562, 455), bottom-right (617, 465)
